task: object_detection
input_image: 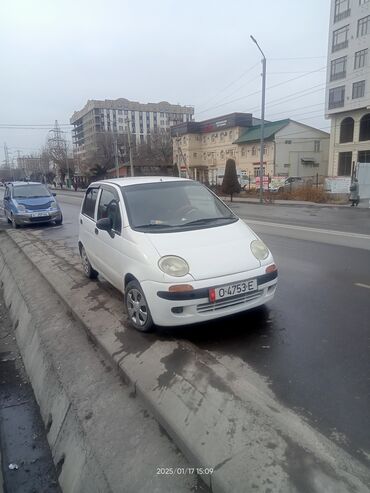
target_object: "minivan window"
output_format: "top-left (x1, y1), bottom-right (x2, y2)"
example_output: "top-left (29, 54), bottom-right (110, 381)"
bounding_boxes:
top-left (12, 184), bottom-right (50, 198)
top-left (97, 188), bottom-right (122, 233)
top-left (82, 188), bottom-right (99, 219)
top-left (122, 181), bottom-right (237, 233)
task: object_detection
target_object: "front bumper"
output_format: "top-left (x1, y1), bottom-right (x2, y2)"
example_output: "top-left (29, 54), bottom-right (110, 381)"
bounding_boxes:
top-left (141, 268), bottom-right (277, 327)
top-left (14, 211), bottom-right (62, 225)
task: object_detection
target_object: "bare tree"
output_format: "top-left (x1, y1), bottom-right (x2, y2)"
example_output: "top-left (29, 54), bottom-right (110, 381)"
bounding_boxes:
top-left (135, 129), bottom-right (173, 167)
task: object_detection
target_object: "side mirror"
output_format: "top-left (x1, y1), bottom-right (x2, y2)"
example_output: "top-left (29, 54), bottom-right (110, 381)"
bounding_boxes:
top-left (52, 192), bottom-right (56, 197)
top-left (96, 217), bottom-right (113, 232)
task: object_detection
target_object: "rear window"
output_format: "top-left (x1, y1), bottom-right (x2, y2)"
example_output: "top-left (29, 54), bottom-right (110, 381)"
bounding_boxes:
top-left (82, 188), bottom-right (99, 219)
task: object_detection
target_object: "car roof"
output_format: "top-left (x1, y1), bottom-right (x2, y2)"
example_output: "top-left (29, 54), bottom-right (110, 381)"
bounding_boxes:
top-left (8, 181), bottom-right (44, 187)
top-left (89, 176), bottom-right (192, 188)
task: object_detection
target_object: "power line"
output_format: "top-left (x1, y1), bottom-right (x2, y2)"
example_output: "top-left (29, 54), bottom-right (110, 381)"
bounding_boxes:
top-left (196, 65), bottom-right (326, 116)
top-left (196, 62), bottom-right (260, 109)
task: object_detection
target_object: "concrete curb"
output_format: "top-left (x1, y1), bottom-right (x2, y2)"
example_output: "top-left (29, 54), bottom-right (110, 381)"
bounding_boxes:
top-left (0, 233), bottom-right (203, 493)
top-left (4, 229), bottom-right (370, 492)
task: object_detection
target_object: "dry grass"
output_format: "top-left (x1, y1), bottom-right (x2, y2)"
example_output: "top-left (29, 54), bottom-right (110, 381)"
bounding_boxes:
top-left (277, 186), bottom-right (329, 203)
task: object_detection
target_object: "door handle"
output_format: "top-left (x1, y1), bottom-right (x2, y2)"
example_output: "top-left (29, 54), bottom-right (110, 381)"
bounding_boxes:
top-left (94, 228), bottom-right (99, 235)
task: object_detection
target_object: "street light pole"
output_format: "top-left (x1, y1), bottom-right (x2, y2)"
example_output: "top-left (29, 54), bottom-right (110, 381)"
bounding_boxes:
top-left (250, 35), bottom-right (266, 204)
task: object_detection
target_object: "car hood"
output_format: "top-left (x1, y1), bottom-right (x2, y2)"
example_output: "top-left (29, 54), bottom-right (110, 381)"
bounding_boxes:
top-left (14, 196), bottom-right (54, 209)
top-left (146, 219), bottom-right (261, 280)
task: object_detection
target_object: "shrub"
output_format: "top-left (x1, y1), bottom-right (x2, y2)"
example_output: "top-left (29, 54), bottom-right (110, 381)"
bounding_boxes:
top-left (221, 159), bottom-right (241, 201)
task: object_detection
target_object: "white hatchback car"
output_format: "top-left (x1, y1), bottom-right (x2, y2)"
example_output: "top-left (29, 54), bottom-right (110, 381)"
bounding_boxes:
top-left (78, 177), bottom-right (277, 332)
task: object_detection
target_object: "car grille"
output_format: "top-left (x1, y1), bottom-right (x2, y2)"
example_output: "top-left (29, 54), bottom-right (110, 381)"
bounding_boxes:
top-left (29, 216), bottom-right (51, 222)
top-left (197, 290), bottom-right (263, 313)
top-left (20, 202), bottom-right (51, 211)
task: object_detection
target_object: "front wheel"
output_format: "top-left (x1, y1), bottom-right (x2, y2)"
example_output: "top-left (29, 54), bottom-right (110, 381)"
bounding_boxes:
top-left (125, 280), bottom-right (154, 332)
top-left (11, 214), bottom-right (20, 229)
top-left (80, 245), bottom-right (98, 279)
top-left (55, 214), bottom-right (63, 225)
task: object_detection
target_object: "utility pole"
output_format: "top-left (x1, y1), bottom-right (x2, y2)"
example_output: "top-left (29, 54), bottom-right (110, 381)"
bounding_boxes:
top-left (113, 134), bottom-right (119, 178)
top-left (4, 143), bottom-right (10, 168)
top-left (250, 35), bottom-right (266, 204)
top-left (125, 119), bottom-right (134, 177)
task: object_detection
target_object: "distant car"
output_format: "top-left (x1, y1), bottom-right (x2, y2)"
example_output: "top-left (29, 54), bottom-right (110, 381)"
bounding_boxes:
top-left (284, 176), bottom-right (304, 185)
top-left (3, 181), bottom-right (63, 228)
top-left (78, 177), bottom-right (278, 332)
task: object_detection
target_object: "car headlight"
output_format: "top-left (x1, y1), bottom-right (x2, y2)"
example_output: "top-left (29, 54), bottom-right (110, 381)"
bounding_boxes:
top-left (16, 204), bottom-right (26, 212)
top-left (158, 256), bottom-right (189, 277)
top-left (50, 201), bottom-right (58, 210)
top-left (250, 239), bottom-right (269, 260)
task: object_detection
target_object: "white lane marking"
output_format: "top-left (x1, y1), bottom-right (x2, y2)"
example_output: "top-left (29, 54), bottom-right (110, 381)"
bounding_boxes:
top-left (245, 219), bottom-right (370, 240)
top-left (354, 283), bottom-right (370, 290)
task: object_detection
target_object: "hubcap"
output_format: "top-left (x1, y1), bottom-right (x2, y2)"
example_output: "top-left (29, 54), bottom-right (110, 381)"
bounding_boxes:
top-left (127, 289), bottom-right (148, 327)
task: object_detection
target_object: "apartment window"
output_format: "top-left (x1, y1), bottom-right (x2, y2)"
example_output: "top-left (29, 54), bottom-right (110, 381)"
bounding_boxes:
top-left (352, 80), bottom-right (365, 98)
top-left (334, 0), bottom-right (350, 22)
top-left (359, 114), bottom-right (370, 141)
top-left (330, 56), bottom-right (347, 80)
top-left (119, 126), bottom-right (123, 131)
top-left (328, 85), bottom-right (345, 108)
top-left (357, 15), bottom-right (370, 37)
top-left (285, 140), bottom-right (292, 144)
top-left (118, 110), bottom-right (123, 115)
top-left (332, 25), bottom-right (349, 51)
top-left (118, 118), bottom-right (123, 123)
top-left (360, 0), bottom-right (370, 3)
top-left (340, 117), bottom-right (354, 142)
top-left (252, 146), bottom-right (256, 155)
top-left (314, 140), bottom-right (321, 152)
top-left (338, 152), bottom-right (352, 175)
top-left (355, 49), bottom-right (368, 71)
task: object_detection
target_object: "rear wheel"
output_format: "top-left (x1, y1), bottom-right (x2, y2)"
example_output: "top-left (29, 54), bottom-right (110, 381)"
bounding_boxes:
top-left (80, 245), bottom-right (98, 279)
top-left (125, 280), bottom-right (154, 332)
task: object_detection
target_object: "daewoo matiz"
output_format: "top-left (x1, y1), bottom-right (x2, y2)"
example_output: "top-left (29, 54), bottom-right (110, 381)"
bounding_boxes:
top-left (78, 177), bottom-right (277, 332)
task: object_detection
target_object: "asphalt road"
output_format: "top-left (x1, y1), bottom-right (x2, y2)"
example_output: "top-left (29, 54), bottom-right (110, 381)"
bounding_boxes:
top-left (1, 191), bottom-right (370, 467)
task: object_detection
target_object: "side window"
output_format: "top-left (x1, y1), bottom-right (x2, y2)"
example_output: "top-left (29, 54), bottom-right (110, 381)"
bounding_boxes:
top-left (97, 188), bottom-right (122, 234)
top-left (82, 188), bottom-right (99, 219)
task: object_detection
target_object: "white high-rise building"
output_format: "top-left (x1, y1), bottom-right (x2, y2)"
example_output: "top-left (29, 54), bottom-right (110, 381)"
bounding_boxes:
top-left (326, 0), bottom-right (370, 176)
top-left (70, 98), bottom-right (194, 167)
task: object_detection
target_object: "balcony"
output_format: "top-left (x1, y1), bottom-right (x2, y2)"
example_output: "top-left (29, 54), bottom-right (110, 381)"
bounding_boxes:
top-left (334, 9), bottom-right (351, 23)
top-left (330, 71), bottom-right (346, 81)
top-left (328, 99), bottom-right (345, 109)
top-left (332, 40), bottom-right (348, 52)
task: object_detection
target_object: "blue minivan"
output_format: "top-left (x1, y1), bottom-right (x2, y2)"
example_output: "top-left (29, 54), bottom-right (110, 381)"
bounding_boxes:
top-left (3, 181), bottom-right (63, 228)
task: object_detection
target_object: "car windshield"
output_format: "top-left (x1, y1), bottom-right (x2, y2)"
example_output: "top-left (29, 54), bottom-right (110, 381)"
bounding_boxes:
top-left (121, 181), bottom-right (238, 233)
top-left (12, 184), bottom-right (51, 199)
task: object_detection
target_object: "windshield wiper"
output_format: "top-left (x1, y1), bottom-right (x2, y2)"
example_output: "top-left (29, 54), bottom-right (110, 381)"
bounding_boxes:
top-left (135, 223), bottom-right (175, 229)
top-left (181, 216), bottom-right (236, 226)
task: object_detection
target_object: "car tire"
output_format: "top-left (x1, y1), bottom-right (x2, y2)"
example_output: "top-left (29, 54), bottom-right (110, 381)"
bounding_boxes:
top-left (55, 215), bottom-right (63, 226)
top-left (80, 245), bottom-right (98, 279)
top-left (11, 214), bottom-right (20, 229)
top-left (125, 280), bottom-right (154, 332)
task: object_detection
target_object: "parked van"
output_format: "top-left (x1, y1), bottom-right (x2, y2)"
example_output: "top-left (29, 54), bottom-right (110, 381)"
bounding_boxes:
top-left (78, 177), bottom-right (277, 332)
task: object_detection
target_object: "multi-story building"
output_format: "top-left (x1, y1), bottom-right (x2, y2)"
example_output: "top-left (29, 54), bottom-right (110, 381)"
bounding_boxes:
top-left (171, 113), bottom-right (329, 183)
top-left (326, 0), bottom-right (370, 176)
top-left (70, 98), bottom-right (194, 169)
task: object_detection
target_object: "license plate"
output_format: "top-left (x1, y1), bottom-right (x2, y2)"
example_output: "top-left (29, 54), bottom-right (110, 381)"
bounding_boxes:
top-left (31, 212), bottom-right (49, 218)
top-left (211, 279), bottom-right (257, 301)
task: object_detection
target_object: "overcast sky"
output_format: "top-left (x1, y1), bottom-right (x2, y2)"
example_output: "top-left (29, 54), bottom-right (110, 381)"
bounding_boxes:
top-left (0, 0), bottom-right (330, 164)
